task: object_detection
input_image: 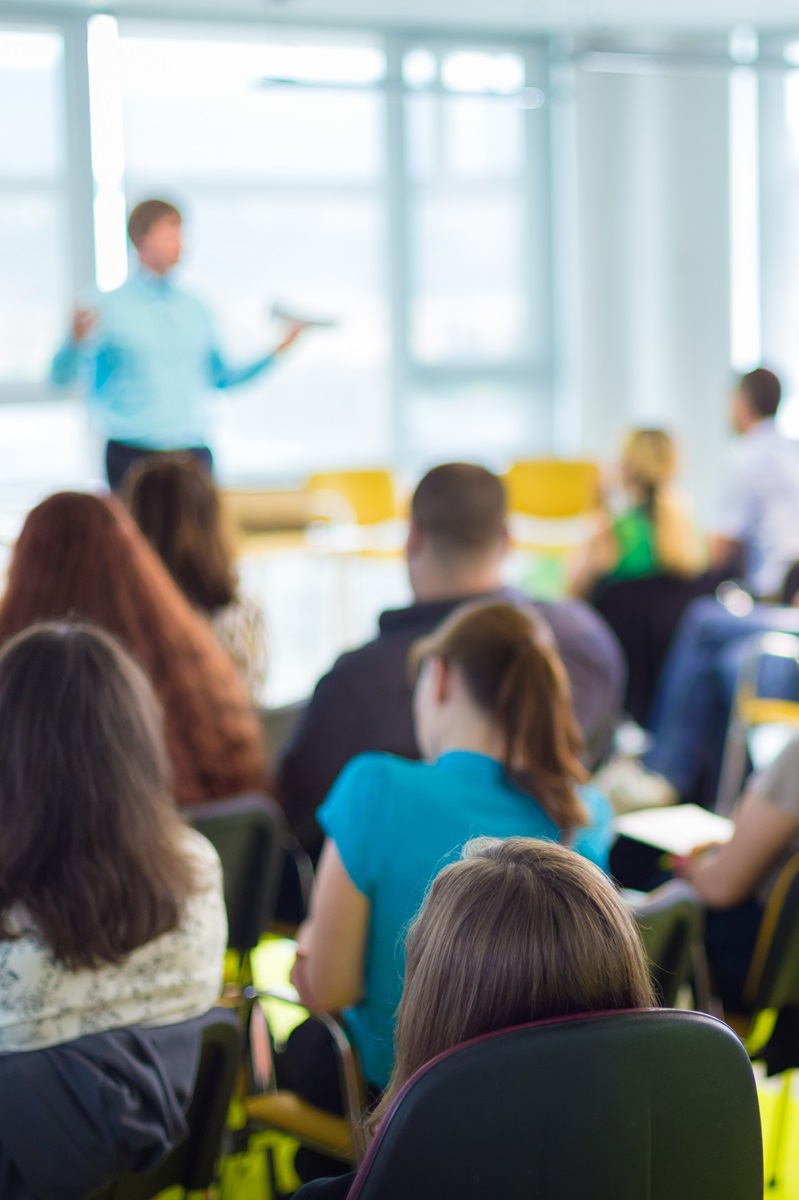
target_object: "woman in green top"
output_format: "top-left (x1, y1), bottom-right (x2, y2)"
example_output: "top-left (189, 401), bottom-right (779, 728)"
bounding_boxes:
top-left (569, 428), bottom-right (705, 596)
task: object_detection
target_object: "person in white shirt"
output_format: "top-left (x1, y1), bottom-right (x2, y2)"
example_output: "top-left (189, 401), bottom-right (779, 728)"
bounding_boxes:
top-left (0, 621), bottom-right (227, 1053)
top-left (710, 367), bottom-right (799, 599)
top-left (598, 367), bottom-right (799, 815)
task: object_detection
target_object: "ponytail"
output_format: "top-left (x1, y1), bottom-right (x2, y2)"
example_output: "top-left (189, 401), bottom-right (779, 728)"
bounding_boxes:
top-left (621, 428), bottom-right (705, 578)
top-left (410, 602), bottom-right (589, 834)
top-left (497, 637), bottom-right (588, 831)
top-left (652, 489), bottom-right (705, 577)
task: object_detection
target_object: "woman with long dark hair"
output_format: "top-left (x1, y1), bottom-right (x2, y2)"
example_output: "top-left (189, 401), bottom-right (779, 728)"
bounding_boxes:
top-left (0, 622), bottom-right (227, 1049)
top-left (125, 456), bottom-right (267, 700)
top-left (289, 601), bottom-right (613, 1095)
top-left (0, 491), bottom-right (267, 805)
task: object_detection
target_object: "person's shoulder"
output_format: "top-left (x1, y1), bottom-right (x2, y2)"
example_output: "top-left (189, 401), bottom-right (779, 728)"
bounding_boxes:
top-left (315, 630), bottom-right (393, 696)
top-left (576, 780), bottom-right (613, 824)
top-left (321, 752), bottom-right (412, 824)
top-left (333, 751), bottom-right (406, 792)
top-left (533, 595), bottom-right (620, 654)
top-left (180, 826), bottom-right (223, 888)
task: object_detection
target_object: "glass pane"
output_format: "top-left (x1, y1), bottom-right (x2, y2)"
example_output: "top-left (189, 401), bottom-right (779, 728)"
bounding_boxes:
top-left (441, 50), bottom-right (525, 94)
top-left (410, 192), bottom-right (526, 362)
top-left (404, 381), bottom-right (548, 462)
top-left (124, 185), bottom-right (389, 475)
top-left (0, 400), bottom-right (91, 497)
top-left (0, 29), bottom-right (64, 178)
top-left (121, 35), bottom-right (384, 181)
top-left (0, 194), bottom-right (69, 381)
top-left (406, 93), bottom-right (524, 181)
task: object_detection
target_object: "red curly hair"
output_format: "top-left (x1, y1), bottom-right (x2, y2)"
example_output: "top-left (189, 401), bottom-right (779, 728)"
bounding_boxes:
top-left (0, 492), bottom-right (268, 806)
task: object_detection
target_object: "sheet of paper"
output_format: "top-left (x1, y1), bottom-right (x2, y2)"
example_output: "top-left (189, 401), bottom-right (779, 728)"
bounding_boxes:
top-left (614, 804), bottom-right (734, 856)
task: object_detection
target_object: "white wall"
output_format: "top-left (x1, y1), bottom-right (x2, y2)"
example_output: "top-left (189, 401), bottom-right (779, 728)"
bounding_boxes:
top-left (562, 67), bottom-right (732, 521)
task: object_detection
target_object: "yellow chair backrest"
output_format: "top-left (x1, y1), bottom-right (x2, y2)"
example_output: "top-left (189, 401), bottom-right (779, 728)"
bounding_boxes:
top-left (306, 470), bottom-right (398, 526)
top-left (738, 697), bottom-right (799, 729)
top-left (505, 459), bottom-right (600, 520)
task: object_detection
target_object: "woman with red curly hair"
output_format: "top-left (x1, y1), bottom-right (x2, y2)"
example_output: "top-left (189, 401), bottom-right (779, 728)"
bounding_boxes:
top-left (0, 491), bottom-right (268, 806)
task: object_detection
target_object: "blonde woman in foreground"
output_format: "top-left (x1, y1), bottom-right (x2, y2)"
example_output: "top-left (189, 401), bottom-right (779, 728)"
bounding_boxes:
top-left (570, 428), bottom-right (705, 597)
top-left (294, 837), bottom-right (655, 1199)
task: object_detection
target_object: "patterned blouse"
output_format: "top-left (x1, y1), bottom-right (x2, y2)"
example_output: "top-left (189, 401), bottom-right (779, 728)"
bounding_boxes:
top-left (210, 594), bottom-right (268, 703)
top-left (0, 829), bottom-right (227, 1053)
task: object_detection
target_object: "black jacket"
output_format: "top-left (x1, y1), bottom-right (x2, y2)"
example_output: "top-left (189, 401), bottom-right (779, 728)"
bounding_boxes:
top-left (0, 1017), bottom-right (206, 1200)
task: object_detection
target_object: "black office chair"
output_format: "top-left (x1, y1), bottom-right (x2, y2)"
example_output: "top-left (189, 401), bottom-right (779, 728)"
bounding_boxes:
top-left (88, 1008), bottom-right (242, 1200)
top-left (185, 792), bottom-right (287, 973)
top-left (590, 570), bottom-right (730, 727)
top-left (273, 835), bottom-right (315, 935)
top-left (625, 879), bottom-right (712, 1010)
top-left (346, 1009), bottom-right (762, 1200)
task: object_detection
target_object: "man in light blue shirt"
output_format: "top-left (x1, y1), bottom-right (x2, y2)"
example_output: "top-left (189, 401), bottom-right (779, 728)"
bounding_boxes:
top-left (52, 199), bottom-right (305, 490)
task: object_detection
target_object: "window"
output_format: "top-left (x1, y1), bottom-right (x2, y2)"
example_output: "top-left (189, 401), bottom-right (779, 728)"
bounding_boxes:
top-left (397, 42), bottom-right (552, 464)
top-left (0, 29), bottom-right (70, 385)
top-left (112, 23), bottom-right (390, 479)
top-left (89, 23), bottom-right (554, 480)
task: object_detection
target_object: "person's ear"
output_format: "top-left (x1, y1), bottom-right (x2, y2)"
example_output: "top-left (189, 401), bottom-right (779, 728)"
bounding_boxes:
top-left (498, 524), bottom-right (511, 557)
top-left (431, 656), bottom-right (450, 703)
top-left (407, 519), bottom-right (424, 560)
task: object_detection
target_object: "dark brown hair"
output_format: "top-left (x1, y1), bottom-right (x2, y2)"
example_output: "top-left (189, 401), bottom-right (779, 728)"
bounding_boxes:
top-left (125, 456), bottom-right (237, 612)
top-left (0, 622), bottom-right (200, 970)
top-left (410, 601), bottom-right (589, 832)
top-left (127, 199), bottom-right (182, 247)
top-left (411, 464), bottom-right (506, 558)
top-left (0, 492), bottom-right (267, 806)
top-left (739, 367), bottom-right (782, 419)
top-left (368, 837), bottom-right (654, 1133)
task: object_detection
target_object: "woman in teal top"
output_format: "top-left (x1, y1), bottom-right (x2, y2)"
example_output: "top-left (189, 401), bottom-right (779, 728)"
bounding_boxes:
top-left (290, 601), bottom-right (613, 1091)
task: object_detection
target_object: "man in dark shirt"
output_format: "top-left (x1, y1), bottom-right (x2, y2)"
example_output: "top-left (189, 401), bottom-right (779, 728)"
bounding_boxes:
top-left (278, 463), bottom-right (625, 857)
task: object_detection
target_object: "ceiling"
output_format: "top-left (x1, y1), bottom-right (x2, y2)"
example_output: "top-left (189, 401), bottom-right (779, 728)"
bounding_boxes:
top-left (8, 0), bottom-right (799, 35)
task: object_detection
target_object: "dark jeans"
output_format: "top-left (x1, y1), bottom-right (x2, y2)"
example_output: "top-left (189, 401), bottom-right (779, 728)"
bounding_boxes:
top-left (105, 439), bottom-right (213, 494)
top-left (644, 596), bottom-right (799, 804)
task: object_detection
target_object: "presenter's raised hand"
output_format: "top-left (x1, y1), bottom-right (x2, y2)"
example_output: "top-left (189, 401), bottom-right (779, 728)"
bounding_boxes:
top-left (274, 319), bottom-right (309, 356)
top-left (71, 304), bottom-right (98, 344)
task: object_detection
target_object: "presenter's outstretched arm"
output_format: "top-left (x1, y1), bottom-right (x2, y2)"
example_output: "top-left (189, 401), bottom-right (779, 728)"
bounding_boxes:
top-left (209, 319), bottom-right (309, 390)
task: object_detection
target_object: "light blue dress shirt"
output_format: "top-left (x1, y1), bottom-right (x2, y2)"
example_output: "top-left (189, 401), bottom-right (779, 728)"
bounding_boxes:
top-left (318, 749), bottom-right (614, 1088)
top-left (51, 268), bottom-right (275, 449)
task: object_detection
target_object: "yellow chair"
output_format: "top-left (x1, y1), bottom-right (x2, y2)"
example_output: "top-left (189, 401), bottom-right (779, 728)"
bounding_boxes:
top-left (306, 470), bottom-right (398, 527)
top-left (504, 459), bottom-right (600, 520)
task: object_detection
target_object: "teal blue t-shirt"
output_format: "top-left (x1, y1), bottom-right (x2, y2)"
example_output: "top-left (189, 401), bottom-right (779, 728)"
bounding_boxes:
top-left (317, 750), bottom-right (613, 1089)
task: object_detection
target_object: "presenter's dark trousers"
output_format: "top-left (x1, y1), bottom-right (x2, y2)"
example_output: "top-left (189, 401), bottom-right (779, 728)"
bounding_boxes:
top-left (105, 439), bottom-right (213, 494)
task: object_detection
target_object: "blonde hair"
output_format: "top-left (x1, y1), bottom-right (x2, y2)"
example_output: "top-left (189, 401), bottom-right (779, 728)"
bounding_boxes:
top-left (621, 429), bottom-right (703, 576)
top-left (410, 602), bottom-right (589, 833)
top-left (367, 837), bottom-right (654, 1134)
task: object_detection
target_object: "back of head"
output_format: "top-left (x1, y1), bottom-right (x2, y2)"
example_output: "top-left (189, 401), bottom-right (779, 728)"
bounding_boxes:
top-left (739, 367), bottom-right (782, 420)
top-left (372, 837), bottom-right (653, 1126)
top-left (0, 492), bottom-right (145, 640)
top-left (621, 429), bottom-right (678, 493)
top-left (410, 601), bottom-right (588, 831)
top-left (125, 456), bottom-right (237, 611)
top-left (0, 621), bottom-right (194, 969)
top-left (411, 464), bottom-right (506, 562)
top-left (0, 491), bottom-right (265, 805)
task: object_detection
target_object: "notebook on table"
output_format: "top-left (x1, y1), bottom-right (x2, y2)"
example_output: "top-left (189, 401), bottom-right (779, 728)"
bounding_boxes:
top-left (614, 804), bottom-right (734, 857)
